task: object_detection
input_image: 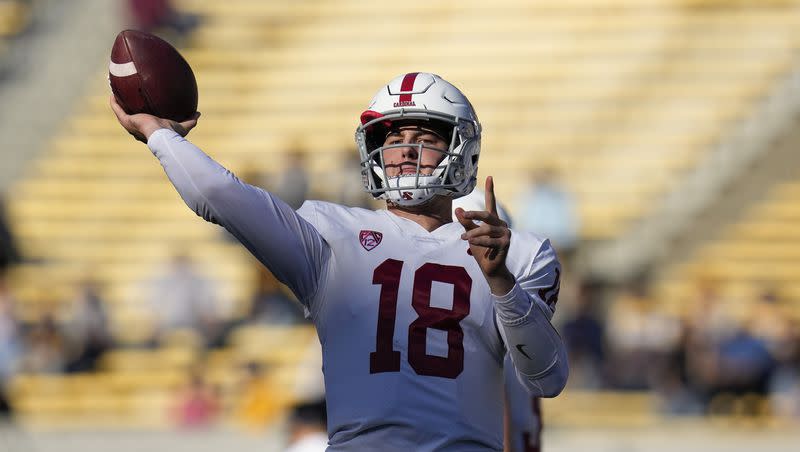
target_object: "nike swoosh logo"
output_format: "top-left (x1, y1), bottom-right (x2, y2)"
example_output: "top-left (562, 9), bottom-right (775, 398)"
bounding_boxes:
top-left (516, 344), bottom-right (532, 360)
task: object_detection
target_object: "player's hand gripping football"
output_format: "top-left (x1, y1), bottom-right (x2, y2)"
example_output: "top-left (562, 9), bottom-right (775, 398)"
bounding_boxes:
top-left (455, 176), bottom-right (515, 296)
top-left (110, 95), bottom-right (200, 143)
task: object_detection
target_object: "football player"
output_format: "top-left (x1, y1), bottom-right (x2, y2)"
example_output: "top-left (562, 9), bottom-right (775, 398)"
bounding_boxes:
top-left (111, 72), bottom-right (567, 451)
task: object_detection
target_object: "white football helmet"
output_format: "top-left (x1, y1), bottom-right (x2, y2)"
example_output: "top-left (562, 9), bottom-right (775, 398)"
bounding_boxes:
top-left (355, 73), bottom-right (482, 206)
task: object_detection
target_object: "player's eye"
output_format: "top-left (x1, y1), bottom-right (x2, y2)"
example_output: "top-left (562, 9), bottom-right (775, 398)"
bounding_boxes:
top-left (419, 136), bottom-right (443, 147)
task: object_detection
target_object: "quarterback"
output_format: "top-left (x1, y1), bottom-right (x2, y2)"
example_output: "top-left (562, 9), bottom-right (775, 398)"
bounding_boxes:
top-left (111, 72), bottom-right (567, 451)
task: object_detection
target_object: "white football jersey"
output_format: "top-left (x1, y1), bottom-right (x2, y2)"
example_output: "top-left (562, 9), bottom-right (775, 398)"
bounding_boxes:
top-left (145, 129), bottom-right (564, 452)
top-left (296, 201), bottom-right (552, 451)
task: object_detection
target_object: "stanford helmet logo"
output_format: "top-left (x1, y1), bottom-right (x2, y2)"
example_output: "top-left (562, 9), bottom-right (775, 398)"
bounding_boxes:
top-left (402, 192), bottom-right (414, 200)
top-left (359, 230), bottom-right (383, 251)
top-left (394, 73), bottom-right (419, 109)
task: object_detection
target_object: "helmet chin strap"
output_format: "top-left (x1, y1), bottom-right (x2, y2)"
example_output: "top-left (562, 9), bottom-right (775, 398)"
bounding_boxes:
top-left (383, 174), bottom-right (442, 206)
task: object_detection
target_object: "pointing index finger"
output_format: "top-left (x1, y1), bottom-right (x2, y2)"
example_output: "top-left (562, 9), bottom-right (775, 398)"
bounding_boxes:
top-left (485, 176), bottom-right (498, 216)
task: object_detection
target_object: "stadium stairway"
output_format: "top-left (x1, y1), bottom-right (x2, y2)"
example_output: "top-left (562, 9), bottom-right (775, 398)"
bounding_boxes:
top-left (650, 114), bottom-right (800, 320)
top-left (585, 56), bottom-right (800, 281)
top-left (0, 0), bottom-right (122, 192)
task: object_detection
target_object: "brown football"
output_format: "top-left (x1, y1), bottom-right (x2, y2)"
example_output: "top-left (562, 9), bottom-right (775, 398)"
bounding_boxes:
top-left (109, 30), bottom-right (197, 122)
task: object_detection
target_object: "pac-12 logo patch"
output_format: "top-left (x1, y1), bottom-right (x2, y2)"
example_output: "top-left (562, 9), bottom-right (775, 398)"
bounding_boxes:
top-left (359, 230), bottom-right (383, 251)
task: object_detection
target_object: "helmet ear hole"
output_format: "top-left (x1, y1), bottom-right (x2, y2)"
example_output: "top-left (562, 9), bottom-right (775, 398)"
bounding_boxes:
top-left (450, 164), bottom-right (466, 184)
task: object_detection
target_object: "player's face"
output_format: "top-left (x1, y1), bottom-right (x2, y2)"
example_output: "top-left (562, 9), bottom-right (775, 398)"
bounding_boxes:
top-left (382, 125), bottom-right (448, 177)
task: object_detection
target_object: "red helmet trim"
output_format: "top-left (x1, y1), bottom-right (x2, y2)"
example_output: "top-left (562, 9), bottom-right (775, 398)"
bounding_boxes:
top-left (398, 72), bottom-right (420, 103)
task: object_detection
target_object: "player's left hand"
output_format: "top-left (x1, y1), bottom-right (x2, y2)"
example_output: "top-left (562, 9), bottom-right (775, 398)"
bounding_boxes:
top-left (455, 176), bottom-right (515, 295)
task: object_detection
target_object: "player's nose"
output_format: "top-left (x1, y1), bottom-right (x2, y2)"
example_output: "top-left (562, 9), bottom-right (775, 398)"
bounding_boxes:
top-left (399, 142), bottom-right (419, 160)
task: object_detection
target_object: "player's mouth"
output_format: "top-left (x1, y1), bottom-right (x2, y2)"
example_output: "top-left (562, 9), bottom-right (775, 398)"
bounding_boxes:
top-left (387, 162), bottom-right (435, 176)
top-left (398, 162), bottom-right (419, 175)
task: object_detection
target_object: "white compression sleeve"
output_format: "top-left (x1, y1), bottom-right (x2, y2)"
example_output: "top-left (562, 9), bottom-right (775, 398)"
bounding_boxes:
top-left (146, 128), bottom-right (329, 306)
top-left (494, 239), bottom-right (568, 397)
top-left (495, 283), bottom-right (568, 397)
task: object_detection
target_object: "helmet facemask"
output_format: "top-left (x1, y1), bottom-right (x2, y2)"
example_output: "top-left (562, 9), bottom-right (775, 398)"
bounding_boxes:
top-left (356, 110), bottom-right (480, 206)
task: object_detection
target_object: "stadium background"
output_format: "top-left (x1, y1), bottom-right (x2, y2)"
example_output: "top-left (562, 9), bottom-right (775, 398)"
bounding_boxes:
top-left (1, 0), bottom-right (800, 450)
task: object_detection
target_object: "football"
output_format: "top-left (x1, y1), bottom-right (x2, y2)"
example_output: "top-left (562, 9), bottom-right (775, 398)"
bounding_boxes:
top-left (109, 30), bottom-right (198, 122)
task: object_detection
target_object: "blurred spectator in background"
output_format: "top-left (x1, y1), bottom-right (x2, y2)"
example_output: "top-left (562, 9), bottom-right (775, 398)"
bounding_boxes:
top-left (172, 367), bottom-right (220, 430)
top-left (285, 398), bottom-right (328, 452)
top-left (712, 320), bottom-right (775, 400)
top-left (0, 274), bottom-right (21, 418)
top-left (0, 274), bottom-right (21, 380)
top-left (605, 278), bottom-right (682, 390)
top-left (334, 151), bottom-right (373, 208)
top-left (0, 195), bottom-right (21, 274)
top-left (682, 277), bottom-right (741, 406)
top-left (748, 288), bottom-right (793, 358)
top-left (126, 0), bottom-right (200, 39)
top-left (514, 167), bottom-right (579, 262)
top-left (241, 147), bottom-right (310, 210)
top-left (292, 337), bottom-right (325, 406)
top-left (146, 253), bottom-right (221, 347)
top-left (234, 361), bottom-right (285, 431)
top-left (62, 279), bottom-right (112, 373)
top-left (0, 383), bottom-right (10, 420)
top-left (561, 279), bottom-right (605, 388)
top-left (769, 316), bottom-right (800, 418)
top-left (686, 276), bottom-right (738, 346)
top-left (20, 311), bottom-right (66, 374)
top-left (237, 161), bottom-right (268, 190)
top-left (654, 345), bottom-right (704, 416)
top-left (275, 146), bottom-right (310, 210)
top-left (247, 265), bottom-right (305, 325)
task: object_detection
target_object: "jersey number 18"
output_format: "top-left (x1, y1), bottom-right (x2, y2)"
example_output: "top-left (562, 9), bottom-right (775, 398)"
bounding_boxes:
top-left (370, 258), bottom-right (471, 379)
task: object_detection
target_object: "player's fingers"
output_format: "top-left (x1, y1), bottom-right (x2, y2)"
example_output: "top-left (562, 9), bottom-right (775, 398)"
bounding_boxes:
top-left (455, 207), bottom-right (479, 231)
top-left (461, 210), bottom-right (507, 227)
top-left (109, 95), bottom-right (129, 123)
top-left (110, 95), bottom-right (147, 142)
top-left (178, 112), bottom-right (200, 130)
top-left (171, 122), bottom-right (187, 137)
top-left (172, 112), bottom-right (200, 137)
top-left (461, 224), bottom-right (505, 241)
top-left (128, 130), bottom-right (147, 143)
top-left (485, 176), bottom-right (498, 216)
top-left (467, 236), bottom-right (507, 249)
